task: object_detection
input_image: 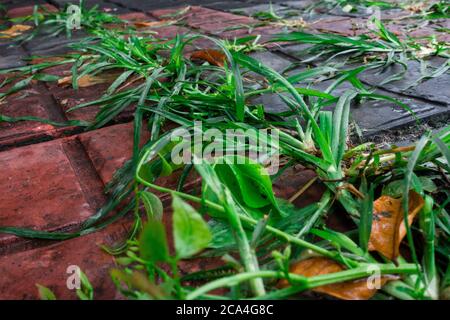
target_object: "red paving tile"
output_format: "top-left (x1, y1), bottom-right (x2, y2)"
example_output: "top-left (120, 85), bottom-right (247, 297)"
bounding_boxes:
top-left (50, 84), bottom-right (111, 122)
top-left (150, 5), bottom-right (209, 20)
top-left (46, 71), bottom-right (135, 124)
top-left (0, 139), bottom-right (96, 244)
top-left (6, 4), bottom-right (57, 19)
top-left (309, 17), bottom-right (369, 36)
top-left (117, 12), bottom-right (151, 21)
top-left (0, 92), bottom-right (55, 148)
top-left (78, 122), bottom-right (149, 184)
top-left (0, 220), bottom-right (130, 300)
top-left (0, 79), bottom-right (89, 149)
top-left (401, 25), bottom-right (450, 42)
top-left (149, 25), bottom-right (193, 39)
top-left (79, 122), bottom-right (200, 197)
top-left (150, 6), bottom-right (257, 34)
top-left (106, 13), bottom-right (157, 31)
top-left (307, 16), bottom-right (450, 41)
top-left (39, 63), bottom-right (73, 78)
top-left (221, 25), bottom-right (285, 45)
top-left (188, 14), bottom-right (256, 34)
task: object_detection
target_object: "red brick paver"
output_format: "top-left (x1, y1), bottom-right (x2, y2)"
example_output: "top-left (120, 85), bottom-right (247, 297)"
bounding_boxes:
top-left (309, 17), bottom-right (368, 36)
top-left (150, 6), bottom-right (258, 35)
top-left (0, 138), bottom-right (101, 245)
top-left (6, 4), bottom-right (57, 19)
top-left (78, 122), bottom-right (148, 184)
top-left (0, 92), bottom-right (55, 148)
top-left (0, 220), bottom-right (130, 299)
top-left (78, 122), bottom-right (200, 197)
top-left (51, 84), bottom-right (112, 123)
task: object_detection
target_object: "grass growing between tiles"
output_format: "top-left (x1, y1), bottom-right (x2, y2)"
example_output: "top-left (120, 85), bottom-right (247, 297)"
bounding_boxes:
top-left (0, 2), bottom-right (449, 300)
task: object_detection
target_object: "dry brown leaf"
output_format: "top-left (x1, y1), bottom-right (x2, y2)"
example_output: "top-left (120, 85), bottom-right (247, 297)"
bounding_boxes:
top-left (273, 18), bottom-right (307, 29)
top-left (278, 257), bottom-right (392, 300)
top-left (405, 3), bottom-right (427, 13)
top-left (57, 73), bottom-right (118, 88)
top-left (190, 49), bottom-right (226, 67)
top-left (0, 24), bottom-right (32, 39)
top-left (368, 191), bottom-right (424, 260)
top-left (133, 20), bottom-right (176, 28)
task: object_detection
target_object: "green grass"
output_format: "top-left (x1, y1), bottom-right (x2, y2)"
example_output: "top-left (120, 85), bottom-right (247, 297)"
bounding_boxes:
top-left (0, 3), bottom-right (449, 300)
top-left (271, 17), bottom-right (450, 87)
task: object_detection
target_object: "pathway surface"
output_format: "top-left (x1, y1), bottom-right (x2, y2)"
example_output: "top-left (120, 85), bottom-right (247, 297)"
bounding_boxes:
top-left (0, 0), bottom-right (448, 299)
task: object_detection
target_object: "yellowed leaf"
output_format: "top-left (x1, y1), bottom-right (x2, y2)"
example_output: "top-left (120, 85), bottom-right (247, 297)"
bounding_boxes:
top-left (0, 24), bottom-right (32, 39)
top-left (190, 49), bottom-right (226, 67)
top-left (368, 191), bottom-right (424, 260)
top-left (278, 257), bottom-right (393, 300)
top-left (57, 73), bottom-right (118, 88)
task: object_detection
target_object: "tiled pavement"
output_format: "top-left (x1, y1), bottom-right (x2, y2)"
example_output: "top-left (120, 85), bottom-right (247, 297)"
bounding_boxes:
top-left (0, 0), bottom-right (448, 299)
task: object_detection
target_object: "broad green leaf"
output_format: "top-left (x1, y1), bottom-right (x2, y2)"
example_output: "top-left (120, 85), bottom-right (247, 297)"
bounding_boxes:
top-left (159, 154), bottom-right (174, 177)
top-left (218, 156), bottom-right (272, 208)
top-left (172, 195), bottom-right (212, 259)
top-left (139, 219), bottom-right (170, 263)
top-left (211, 156), bottom-right (282, 217)
top-left (140, 191), bottom-right (163, 220)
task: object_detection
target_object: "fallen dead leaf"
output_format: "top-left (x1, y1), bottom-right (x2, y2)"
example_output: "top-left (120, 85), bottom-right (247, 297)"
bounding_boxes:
top-left (57, 73), bottom-right (119, 88)
top-left (0, 24), bottom-right (32, 39)
top-left (273, 18), bottom-right (307, 29)
top-left (278, 257), bottom-right (394, 300)
top-left (368, 191), bottom-right (425, 260)
top-left (405, 3), bottom-right (427, 13)
top-left (133, 20), bottom-right (177, 28)
top-left (190, 49), bottom-right (226, 67)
